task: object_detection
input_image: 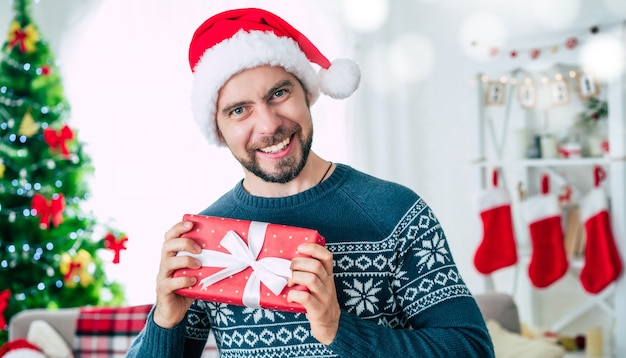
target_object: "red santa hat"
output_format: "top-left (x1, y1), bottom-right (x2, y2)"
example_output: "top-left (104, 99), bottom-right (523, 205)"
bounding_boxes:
top-left (188, 8), bottom-right (361, 146)
top-left (0, 339), bottom-right (46, 358)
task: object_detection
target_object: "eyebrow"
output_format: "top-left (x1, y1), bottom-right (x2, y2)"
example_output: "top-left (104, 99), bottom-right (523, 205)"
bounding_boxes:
top-left (220, 100), bottom-right (251, 117)
top-left (219, 79), bottom-right (295, 117)
top-left (262, 79), bottom-right (294, 102)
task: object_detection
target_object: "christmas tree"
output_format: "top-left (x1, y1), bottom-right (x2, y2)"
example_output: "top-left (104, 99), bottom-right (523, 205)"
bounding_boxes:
top-left (0, 0), bottom-right (126, 344)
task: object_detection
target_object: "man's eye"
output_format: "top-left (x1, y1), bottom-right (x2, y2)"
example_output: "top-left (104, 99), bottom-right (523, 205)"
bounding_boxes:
top-left (231, 107), bottom-right (244, 116)
top-left (274, 89), bottom-right (285, 98)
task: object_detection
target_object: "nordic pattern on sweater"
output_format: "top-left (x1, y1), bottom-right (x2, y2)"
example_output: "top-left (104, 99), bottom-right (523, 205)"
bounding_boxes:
top-left (126, 164), bottom-right (494, 357)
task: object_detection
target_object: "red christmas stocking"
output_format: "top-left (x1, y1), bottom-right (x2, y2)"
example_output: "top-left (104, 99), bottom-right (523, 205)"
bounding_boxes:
top-left (522, 174), bottom-right (568, 288)
top-left (474, 169), bottom-right (518, 274)
top-left (579, 167), bottom-right (623, 294)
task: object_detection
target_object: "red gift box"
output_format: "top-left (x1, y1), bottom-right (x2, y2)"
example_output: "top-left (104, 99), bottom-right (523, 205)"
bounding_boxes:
top-left (173, 214), bottom-right (326, 313)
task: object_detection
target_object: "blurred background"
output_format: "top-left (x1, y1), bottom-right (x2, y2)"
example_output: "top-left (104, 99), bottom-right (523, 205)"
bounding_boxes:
top-left (1, 0), bottom-right (625, 348)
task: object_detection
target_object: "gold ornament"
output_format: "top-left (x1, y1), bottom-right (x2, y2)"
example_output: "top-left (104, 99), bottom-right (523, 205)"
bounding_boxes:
top-left (18, 110), bottom-right (39, 137)
top-left (7, 21), bottom-right (39, 53)
top-left (60, 249), bottom-right (95, 288)
top-left (0, 162), bottom-right (5, 178)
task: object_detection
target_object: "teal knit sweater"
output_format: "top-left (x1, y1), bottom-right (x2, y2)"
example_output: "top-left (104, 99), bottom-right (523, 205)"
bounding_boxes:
top-left (127, 164), bottom-right (494, 357)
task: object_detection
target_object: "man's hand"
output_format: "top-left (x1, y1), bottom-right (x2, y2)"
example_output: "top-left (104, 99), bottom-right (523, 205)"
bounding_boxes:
top-left (287, 243), bottom-right (341, 345)
top-left (153, 221), bottom-right (202, 328)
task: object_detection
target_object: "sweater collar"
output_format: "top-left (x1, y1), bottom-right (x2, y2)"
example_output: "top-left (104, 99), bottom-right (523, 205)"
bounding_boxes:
top-left (233, 163), bottom-right (349, 210)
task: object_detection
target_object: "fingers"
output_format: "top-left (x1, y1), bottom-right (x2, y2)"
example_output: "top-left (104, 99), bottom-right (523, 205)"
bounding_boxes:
top-left (297, 243), bottom-right (333, 273)
top-left (164, 221), bottom-right (195, 243)
top-left (153, 220), bottom-right (206, 328)
top-left (289, 243), bottom-right (333, 286)
top-left (161, 220), bottom-right (201, 258)
top-left (287, 244), bottom-right (340, 344)
top-left (157, 221), bottom-right (203, 290)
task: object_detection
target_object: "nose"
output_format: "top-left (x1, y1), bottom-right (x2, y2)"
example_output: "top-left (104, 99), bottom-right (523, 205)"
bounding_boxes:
top-left (255, 104), bottom-right (282, 134)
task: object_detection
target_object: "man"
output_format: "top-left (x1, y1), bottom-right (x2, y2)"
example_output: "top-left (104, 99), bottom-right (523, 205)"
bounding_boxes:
top-left (127, 8), bottom-right (494, 358)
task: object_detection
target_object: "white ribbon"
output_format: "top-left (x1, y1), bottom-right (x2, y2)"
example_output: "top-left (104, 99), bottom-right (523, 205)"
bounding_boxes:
top-left (177, 221), bottom-right (292, 309)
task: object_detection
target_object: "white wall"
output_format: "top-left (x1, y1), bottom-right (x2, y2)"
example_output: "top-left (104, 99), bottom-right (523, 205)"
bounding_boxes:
top-left (1, 0), bottom-right (351, 305)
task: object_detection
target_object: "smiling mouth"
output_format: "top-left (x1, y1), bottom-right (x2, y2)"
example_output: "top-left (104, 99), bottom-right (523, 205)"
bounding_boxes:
top-left (259, 137), bottom-right (291, 153)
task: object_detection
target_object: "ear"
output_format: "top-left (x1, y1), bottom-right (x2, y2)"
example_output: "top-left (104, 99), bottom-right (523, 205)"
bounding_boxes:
top-left (216, 126), bottom-right (228, 146)
top-left (306, 90), bottom-right (313, 107)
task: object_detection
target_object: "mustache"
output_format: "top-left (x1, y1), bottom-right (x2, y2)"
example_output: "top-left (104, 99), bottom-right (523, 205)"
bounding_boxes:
top-left (254, 125), bottom-right (299, 149)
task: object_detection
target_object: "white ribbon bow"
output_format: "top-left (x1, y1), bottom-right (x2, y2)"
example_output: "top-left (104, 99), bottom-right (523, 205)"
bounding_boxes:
top-left (178, 221), bottom-right (292, 309)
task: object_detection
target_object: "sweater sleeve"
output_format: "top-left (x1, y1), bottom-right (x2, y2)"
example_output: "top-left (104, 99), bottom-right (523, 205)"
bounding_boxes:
top-left (126, 308), bottom-right (188, 358)
top-left (126, 303), bottom-right (210, 358)
top-left (328, 297), bottom-right (494, 357)
top-left (328, 197), bottom-right (494, 357)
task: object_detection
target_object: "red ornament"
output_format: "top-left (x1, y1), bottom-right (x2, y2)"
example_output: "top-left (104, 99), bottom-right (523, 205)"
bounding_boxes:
top-left (530, 48), bottom-right (541, 59)
top-left (31, 193), bottom-right (65, 229)
top-left (0, 289), bottom-right (10, 329)
top-left (565, 37), bottom-right (578, 49)
top-left (43, 125), bottom-right (74, 157)
top-left (41, 65), bottom-right (51, 76)
top-left (489, 47), bottom-right (499, 57)
top-left (510, 50), bottom-right (518, 58)
top-left (104, 233), bottom-right (128, 264)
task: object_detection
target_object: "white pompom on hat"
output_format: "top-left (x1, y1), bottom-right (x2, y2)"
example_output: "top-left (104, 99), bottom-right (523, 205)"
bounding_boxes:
top-left (188, 8), bottom-right (361, 146)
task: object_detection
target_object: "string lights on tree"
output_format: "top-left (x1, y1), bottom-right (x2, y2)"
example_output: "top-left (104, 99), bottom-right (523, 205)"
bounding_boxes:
top-left (0, 0), bottom-right (127, 345)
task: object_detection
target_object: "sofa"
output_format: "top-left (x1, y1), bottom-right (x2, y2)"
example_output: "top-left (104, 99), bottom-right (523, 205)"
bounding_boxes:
top-left (8, 293), bottom-right (525, 357)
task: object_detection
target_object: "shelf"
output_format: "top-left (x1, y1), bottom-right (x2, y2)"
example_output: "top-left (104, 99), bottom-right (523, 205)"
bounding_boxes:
top-left (472, 22), bottom-right (626, 354)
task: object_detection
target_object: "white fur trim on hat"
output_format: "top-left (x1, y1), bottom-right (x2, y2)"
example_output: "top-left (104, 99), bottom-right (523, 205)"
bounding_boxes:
top-left (191, 30), bottom-right (320, 147)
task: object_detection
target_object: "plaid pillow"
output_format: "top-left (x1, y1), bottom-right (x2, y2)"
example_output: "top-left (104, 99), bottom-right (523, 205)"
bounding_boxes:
top-left (74, 304), bottom-right (218, 358)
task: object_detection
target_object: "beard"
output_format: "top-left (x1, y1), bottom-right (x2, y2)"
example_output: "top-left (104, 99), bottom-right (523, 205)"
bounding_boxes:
top-left (239, 126), bottom-right (313, 184)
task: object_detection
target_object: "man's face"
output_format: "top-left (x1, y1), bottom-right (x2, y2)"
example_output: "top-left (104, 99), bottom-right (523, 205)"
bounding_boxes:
top-left (215, 66), bottom-right (314, 183)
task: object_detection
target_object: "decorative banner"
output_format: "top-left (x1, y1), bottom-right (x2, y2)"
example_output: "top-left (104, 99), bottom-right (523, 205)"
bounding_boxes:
top-left (31, 193), bottom-right (65, 229)
top-left (485, 81), bottom-right (506, 105)
top-left (482, 69), bottom-right (599, 108)
top-left (518, 81), bottom-right (536, 109)
top-left (550, 78), bottom-right (570, 106)
top-left (7, 21), bottom-right (39, 53)
top-left (104, 233), bottom-right (128, 264)
top-left (43, 125), bottom-right (74, 157)
top-left (472, 24), bottom-right (609, 61)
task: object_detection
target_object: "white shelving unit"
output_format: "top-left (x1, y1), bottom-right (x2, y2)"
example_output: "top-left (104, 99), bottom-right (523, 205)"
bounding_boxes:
top-left (469, 23), bottom-right (626, 357)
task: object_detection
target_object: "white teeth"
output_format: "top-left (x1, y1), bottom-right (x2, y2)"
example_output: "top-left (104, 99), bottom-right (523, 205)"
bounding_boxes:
top-left (260, 137), bottom-right (290, 153)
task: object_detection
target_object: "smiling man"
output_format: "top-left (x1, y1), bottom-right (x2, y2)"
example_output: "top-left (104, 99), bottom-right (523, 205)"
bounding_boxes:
top-left (217, 68), bottom-right (320, 192)
top-left (127, 8), bottom-right (494, 358)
